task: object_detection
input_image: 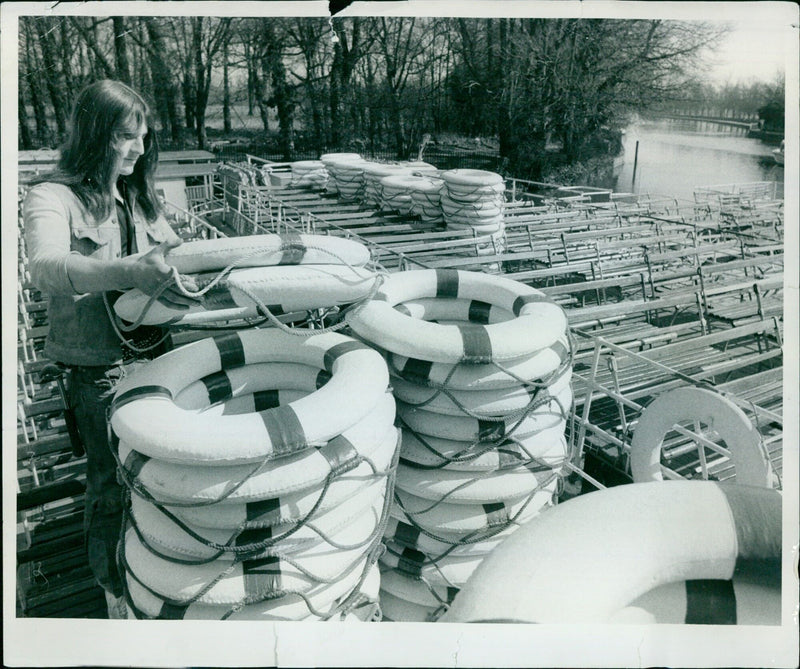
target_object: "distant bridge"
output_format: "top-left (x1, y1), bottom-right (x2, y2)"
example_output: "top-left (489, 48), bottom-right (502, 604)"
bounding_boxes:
top-left (656, 113), bottom-right (760, 131)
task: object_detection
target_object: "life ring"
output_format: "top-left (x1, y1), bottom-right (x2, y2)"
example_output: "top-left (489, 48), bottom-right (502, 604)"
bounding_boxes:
top-left (378, 588), bottom-right (438, 622)
top-left (399, 421), bottom-right (568, 471)
top-left (440, 481), bottom-right (782, 623)
top-left (441, 169), bottom-right (504, 188)
top-left (158, 233), bottom-right (371, 274)
top-left (126, 557), bottom-right (376, 620)
top-left (380, 568), bottom-right (458, 611)
top-left (440, 195), bottom-right (504, 218)
top-left (122, 509), bottom-right (381, 605)
top-left (110, 329), bottom-right (389, 464)
top-left (119, 405), bottom-right (397, 504)
top-left (114, 263), bottom-right (380, 326)
top-left (166, 474), bottom-right (392, 531)
top-left (383, 516), bottom-right (515, 562)
top-left (396, 382), bottom-right (571, 442)
top-left (128, 480), bottom-right (386, 561)
top-left (380, 540), bottom-right (489, 587)
top-left (395, 439), bottom-right (565, 504)
top-left (390, 368), bottom-right (572, 417)
top-left (389, 335), bottom-right (570, 391)
top-left (346, 269), bottom-right (567, 363)
top-left (393, 484), bottom-right (555, 535)
top-left (630, 387), bottom-right (774, 488)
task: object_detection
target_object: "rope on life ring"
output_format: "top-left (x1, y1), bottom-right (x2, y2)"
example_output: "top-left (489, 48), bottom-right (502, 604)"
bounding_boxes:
top-left (109, 329), bottom-right (389, 464)
top-left (346, 269), bottom-right (567, 364)
top-left (630, 386), bottom-right (775, 488)
top-left (440, 481), bottom-right (782, 623)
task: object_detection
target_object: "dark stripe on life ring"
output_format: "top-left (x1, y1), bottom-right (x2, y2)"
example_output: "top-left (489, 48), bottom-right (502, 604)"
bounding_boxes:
top-left (401, 358), bottom-right (433, 383)
top-left (246, 497), bottom-right (281, 522)
top-left (260, 405), bottom-right (307, 456)
top-left (123, 449), bottom-right (151, 480)
top-left (478, 420), bottom-right (505, 441)
top-left (253, 390), bottom-right (281, 412)
top-left (278, 232), bottom-right (306, 265)
top-left (498, 441), bottom-right (527, 468)
top-left (398, 547), bottom-right (426, 578)
top-left (320, 435), bottom-right (361, 477)
top-left (202, 284), bottom-right (238, 309)
top-left (243, 555), bottom-right (281, 597)
top-left (435, 269), bottom-right (460, 298)
top-left (551, 339), bottom-right (569, 363)
top-left (468, 300), bottom-right (493, 324)
top-left (483, 502), bottom-right (508, 526)
top-left (374, 291), bottom-right (389, 302)
top-left (235, 525), bottom-right (273, 549)
top-left (110, 385), bottom-right (173, 414)
top-left (323, 340), bottom-right (369, 372)
top-left (393, 521), bottom-right (421, 550)
top-left (158, 601), bottom-right (189, 620)
top-left (214, 332), bottom-right (246, 369)
top-left (512, 293), bottom-right (551, 316)
top-left (394, 304), bottom-right (412, 316)
top-left (316, 370), bottom-right (332, 388)
top-left (684, 579), bottom-right (737, 624)
top-left (459, 324), bottom-right (493, 363)
top-left (446, 587), bottom-right (459, 604)
top-left (201, 370), bottom-right (233, 405)
top-left (718, 483), bottom-right (781, 583)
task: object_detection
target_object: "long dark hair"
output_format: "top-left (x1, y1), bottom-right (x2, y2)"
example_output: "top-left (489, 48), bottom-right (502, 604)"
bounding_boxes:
top-left (31, 80), bottom-right (161, 223)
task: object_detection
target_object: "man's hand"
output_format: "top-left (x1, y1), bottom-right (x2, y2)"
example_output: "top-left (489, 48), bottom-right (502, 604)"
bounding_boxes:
top-left (124, 239), bottom-right (201, 309)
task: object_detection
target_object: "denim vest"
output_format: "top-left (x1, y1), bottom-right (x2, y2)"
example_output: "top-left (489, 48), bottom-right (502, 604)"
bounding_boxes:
top-left (23, 182), bottom-right (175, 366)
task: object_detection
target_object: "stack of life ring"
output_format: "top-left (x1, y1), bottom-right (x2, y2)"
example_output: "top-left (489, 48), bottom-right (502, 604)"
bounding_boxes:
top-left (380, 174), bottom-right (446, 224)
top-left (112, 233), bottom-right (382, 328)
top-left (318, 153), bottom-right (362, 196)
top-left (110, 328), bottom-right (401, 620)
top-left (360, 163), bottom-right (415, 208)
top-left (290, 160), bottom-right (328, 190)
top-left (320, 154), bottom-right (370, 202)
top-left (346, 269), bottom-right (574, 621)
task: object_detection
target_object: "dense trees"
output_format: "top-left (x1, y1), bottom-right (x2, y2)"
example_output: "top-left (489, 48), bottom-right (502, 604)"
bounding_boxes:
top-left (18, 15), bottom-right (775, 178)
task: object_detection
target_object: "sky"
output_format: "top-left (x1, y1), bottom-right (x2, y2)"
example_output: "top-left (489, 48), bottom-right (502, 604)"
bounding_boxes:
top-left (698, 20), bottom-right (791, 85)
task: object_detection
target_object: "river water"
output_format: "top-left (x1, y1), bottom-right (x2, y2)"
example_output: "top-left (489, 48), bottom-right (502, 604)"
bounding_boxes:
top-left (613, 118), bottom-right (784, 203)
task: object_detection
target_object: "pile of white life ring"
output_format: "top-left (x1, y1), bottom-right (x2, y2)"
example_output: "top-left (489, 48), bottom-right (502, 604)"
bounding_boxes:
top-left (441, 480), bottom-right (781, 624)
top-left (380, 174), bottom-right (446, 223)
top-left (360, 163), bottom-right (415, 208)
top-left (290, 160), bottom-right (328, 190)
top-left (346, 269), bottom-right (573, 621)
top-left (320, 154), bottom-right (370, 202)
top-left (113, 233), bottom-right (381, 327)
top-left (319, 153), bottom-right (362, 196)
top-left (111, 328), bottom-right (400, 620)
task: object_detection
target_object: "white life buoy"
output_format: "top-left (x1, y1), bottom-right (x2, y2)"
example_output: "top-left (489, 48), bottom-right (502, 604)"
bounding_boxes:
top-left (118, 399), bottom-right (396, 503)
top-left (128, 480), bottom-right (386, 561)
top-left (157, 233), bottom-right (371, 274)
top-left (110, 329), bottom-right (389, 464)
top-left (378, 588), bottom-right (438, 622)
top-left (383, 516), bottom-right (517, 560)
top-left (390, 368), bottom-right (571, 417)
top-left (126, 557), bottom-right (375, 620)
top-left (397, 382), bottom-right (571, 442)
top-left (380, 568), bottom-right (458, 610)
top-left (123, 508), bottom-right (381, 605)
top-left (630, 387), bottom-right (774, 488)
top-left (399, 421), bottom-right (567, 471)
top-left (114, 264), bottom-right (380, 326)
top-left (380, 540), bottom-right (486, 587)
top-left (166, 474), bottom-right (392, 531)
top-left (393, 484), bottom-right (555, 535)
top-left (441, 481), bottom-right (782, 623)
top-left (395, 436), bottom-right (566, 504)
top-left (441, 169), bottom-right (504, 189)
top-left (346, 269), bottom-right (567, 363)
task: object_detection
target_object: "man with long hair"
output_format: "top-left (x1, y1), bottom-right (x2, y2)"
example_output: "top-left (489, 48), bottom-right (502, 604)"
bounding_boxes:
top-left (23, 80), bottom-right (200, 618)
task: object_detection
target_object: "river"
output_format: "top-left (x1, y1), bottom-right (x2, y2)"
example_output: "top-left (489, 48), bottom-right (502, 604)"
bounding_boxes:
top-left (613, 118), bottom-right (784, 203)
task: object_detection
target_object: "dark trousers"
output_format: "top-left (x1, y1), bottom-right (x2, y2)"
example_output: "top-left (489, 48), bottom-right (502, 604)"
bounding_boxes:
top-left (67, 364), bottom-right (137, 598)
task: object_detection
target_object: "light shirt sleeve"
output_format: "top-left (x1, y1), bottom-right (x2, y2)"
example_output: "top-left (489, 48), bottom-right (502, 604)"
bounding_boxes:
top-left (23, 183), bottom-right (82, 295)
